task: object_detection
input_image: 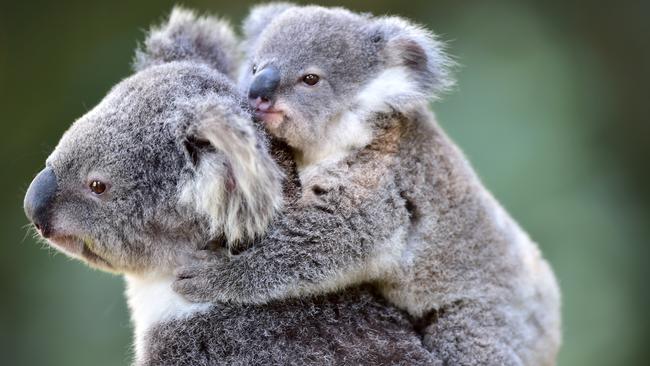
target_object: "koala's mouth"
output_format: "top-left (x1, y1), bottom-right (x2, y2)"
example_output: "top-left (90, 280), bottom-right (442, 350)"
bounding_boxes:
top-left (48, 235), bottom-right (113, 269)
top-left (254, 108), bottom-right (285, 128)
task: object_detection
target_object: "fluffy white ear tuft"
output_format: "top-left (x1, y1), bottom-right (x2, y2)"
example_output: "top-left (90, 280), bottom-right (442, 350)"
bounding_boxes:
top-left (370, 16), bottom-right (456, 106)
top-left (180, 104), bottom-right (284, 247)
top-left (133, 7), bottom-right (240, 78)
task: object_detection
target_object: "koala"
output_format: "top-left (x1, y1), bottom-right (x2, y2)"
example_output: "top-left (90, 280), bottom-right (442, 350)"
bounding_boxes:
top-left (173, 4), bottom-right (562, 365)
top-left (22, 8), bottom-right (439, 366)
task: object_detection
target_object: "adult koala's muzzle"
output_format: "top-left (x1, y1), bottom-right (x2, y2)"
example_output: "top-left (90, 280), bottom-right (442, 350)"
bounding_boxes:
top-left (24, 166), bottom-right (58, 238)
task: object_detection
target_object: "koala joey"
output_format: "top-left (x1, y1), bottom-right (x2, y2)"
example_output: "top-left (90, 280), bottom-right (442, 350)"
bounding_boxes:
top-left (173, 4), bottom-right (562, 365)
top-left (23, 8), bottom-right (439, 365)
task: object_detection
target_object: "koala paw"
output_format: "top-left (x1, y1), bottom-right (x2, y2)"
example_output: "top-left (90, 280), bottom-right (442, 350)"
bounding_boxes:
top-left (173, 262), bottom-right (223, 303)
top-left (173, 252), bottom-right (275, 304)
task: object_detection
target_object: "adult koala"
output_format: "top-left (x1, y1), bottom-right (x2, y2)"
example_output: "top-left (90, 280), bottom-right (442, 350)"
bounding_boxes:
top-left (22, 8), bottom-right (436, 366)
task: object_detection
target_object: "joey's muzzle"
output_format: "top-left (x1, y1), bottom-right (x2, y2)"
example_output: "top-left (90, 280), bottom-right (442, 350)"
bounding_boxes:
top-left (24, 167), bottom-right (58, 237)
top-left (248, 66), bottom-right (280, 102)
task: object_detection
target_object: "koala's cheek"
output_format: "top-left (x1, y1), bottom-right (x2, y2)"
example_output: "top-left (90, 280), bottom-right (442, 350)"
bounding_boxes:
top-left (280, 121), bottom-right (310, 149)
top-left (41, 201), bottom-right (123, 268)
top-left (50, 202), bottom-right (89, 235)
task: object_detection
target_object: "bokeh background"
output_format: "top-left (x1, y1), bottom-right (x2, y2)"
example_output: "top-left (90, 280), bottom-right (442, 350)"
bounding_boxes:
top-left (1, 0), bottom-right (648, 365)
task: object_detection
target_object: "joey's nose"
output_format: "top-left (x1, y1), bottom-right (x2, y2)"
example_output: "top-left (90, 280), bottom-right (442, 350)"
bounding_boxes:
top-left (24, 167), bottom-right (58, 237)
top-left (248, 66), bottom-right (280, 101)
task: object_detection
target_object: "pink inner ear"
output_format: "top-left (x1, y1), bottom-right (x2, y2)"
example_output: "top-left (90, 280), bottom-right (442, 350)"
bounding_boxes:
top-left (224, 162), bottom-right (237, 192)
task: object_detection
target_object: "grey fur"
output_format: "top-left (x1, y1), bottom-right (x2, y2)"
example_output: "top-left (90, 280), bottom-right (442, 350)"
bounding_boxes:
top-left (24, 8), bottom-right (435, 365)
top-left (235, 4), bottom-right (454, 159)
top-left (133, 7), bottom-right (240, 79)
top-left (144, 285), bottom-right (439, 366)
top-left (174, 4), bottom-right (561, 365)
top-left (241, 2), bottom-right (295, 50)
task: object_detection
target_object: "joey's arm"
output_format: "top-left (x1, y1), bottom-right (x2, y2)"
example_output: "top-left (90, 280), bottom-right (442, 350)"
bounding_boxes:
top-left (174, 145), bottom-right (409, 304)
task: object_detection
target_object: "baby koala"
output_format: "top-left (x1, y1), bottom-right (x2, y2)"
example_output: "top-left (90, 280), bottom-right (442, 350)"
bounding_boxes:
top-left (174, 4), bottom-right (561, 365)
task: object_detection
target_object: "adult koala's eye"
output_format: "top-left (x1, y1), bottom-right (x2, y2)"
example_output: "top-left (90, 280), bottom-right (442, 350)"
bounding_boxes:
top-left (89, 180), bottom-right (107, 195)
top-left (252, 64), bottom-right (258, 74)
top-left (302, 74), bottom-right (320, 86)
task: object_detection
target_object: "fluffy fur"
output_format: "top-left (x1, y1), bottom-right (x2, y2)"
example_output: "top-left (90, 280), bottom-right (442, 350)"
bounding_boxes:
top-left (178, 102), bottom-right (285, 248)
top-left (133, 7), bottom-right (240, 79)
top-left (144, 285), bottom-right (438, 366)
top-left (23, 8), bottom-right (435, 365)
top-left (174, 4), bottom-right (561, 365)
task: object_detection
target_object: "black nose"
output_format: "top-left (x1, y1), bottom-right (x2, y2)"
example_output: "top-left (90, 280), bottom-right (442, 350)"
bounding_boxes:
top-left (248, 66), bottom-right (280, 101)
top-left (24, 167), bottom-right (58, 237)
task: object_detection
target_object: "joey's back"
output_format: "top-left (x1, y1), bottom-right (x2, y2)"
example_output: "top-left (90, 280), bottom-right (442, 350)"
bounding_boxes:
top-left (382, 108), bottom-right (561, 365)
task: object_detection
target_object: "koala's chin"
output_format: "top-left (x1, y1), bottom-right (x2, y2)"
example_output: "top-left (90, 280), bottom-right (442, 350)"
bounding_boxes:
top-left (53, 235), bottom-right (115, 271)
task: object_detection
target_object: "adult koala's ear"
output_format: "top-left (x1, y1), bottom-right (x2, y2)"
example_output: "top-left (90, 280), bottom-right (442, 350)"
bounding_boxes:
top-left (179, 101), bottom-right (284, 249)
top-left (368, 16), bottom-right (455, 106)
top-left (133, 7), bottom-right (240, 79)
top-left (241, 2), bottom-right (296, 48)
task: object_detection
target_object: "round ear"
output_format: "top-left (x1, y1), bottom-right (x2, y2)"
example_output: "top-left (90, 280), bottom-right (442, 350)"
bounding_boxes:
top-left (241, 2), bottom-right (296, 49)
top-left (133, 7), bottom-right (240, 79)
top-left (238, 3), bottom-right (297, 96)
top-left (371, 16), bottom-right (456, 101)
top-left (179, 101), bottom-right (284, 247)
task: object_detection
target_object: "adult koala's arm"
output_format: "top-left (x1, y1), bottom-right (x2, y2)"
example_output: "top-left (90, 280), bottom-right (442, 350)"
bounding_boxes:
top-left (174, 123), bottom-right (409, 304)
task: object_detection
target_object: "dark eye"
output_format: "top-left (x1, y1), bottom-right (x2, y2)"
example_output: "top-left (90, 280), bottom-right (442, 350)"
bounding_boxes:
top-left (252, 64), bottom-right (258, 74)
top-left (302, 74), bottom-right (320, 86)
top-left (89, 180), bottom-right (107, 195)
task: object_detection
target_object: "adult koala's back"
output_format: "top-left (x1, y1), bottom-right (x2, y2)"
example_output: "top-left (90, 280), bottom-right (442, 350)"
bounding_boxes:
top-left (146, 286), bottom-right (434, 366)
top-left (22, 8), bottom-right (435, 365)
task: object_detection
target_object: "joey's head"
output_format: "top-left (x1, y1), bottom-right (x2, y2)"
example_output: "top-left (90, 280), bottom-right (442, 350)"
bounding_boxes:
top-left (23, 8), bottom-right (284, 275)
top-left (240, 4), bottom-right (455, 155)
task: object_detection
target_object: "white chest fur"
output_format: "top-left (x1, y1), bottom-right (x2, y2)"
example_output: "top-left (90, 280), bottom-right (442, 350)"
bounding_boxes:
top-left (125, 273), bottom-right (212, 362)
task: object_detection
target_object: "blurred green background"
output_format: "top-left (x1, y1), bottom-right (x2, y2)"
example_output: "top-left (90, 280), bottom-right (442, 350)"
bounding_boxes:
top-left (1, 0), bottom-right (648, 365)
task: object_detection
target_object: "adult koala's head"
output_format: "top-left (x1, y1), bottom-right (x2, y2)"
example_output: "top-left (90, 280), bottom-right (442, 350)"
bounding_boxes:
top-left (23, 8), bottom-right (284, 275)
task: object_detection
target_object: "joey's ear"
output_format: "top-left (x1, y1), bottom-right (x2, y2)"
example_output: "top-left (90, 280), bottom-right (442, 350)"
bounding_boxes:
top-left (133, 6), bottom-right (240, 78)
top-left (238, 3), bottom-right (296, 88)
top-left (371, 16), bottom-right (455, 102)
top-left (179, 102), bottom-right (284, 246)
top-left (241, 2), bottom-right (296, 48)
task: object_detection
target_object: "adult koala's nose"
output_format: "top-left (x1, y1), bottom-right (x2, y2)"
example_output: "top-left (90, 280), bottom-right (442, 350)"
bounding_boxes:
top-left (24, 167), bottom-right (58, 238)
top-left (248, 66), bottom-right (280, 102)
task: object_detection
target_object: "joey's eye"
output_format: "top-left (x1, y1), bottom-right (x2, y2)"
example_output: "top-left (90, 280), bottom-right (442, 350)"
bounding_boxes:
top-left (252, 64), bottom-right (258, 74)
top-left (302, 74), bottom-right (320, 86)
top-left (89, 180), bottom-right (107, 195)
